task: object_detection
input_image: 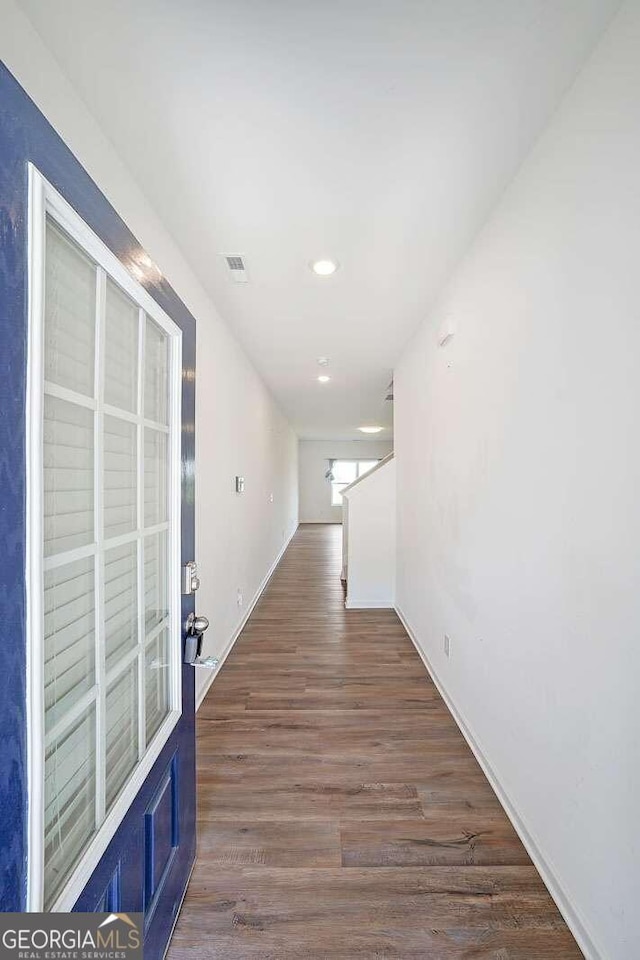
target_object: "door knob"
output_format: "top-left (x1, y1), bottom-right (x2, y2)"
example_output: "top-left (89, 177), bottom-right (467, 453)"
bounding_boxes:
top-left (190, 615), bottom-right (209, 635)
top-left (184, 612), bottom-right (210, 664)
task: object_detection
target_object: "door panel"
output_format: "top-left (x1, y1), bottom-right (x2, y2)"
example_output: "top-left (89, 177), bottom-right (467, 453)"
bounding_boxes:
top-left (0, 62), bottom-right (197, 959)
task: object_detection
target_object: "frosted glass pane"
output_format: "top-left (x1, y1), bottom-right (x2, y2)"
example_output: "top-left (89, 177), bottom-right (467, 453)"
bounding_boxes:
top-left (106, 663), bottom-right (138, 811)
top-left (144, 531), bottom-right (168, 634)
top-left (104, 279), bottom-right (138, 413)
top-left (144, 318), bottom-right (168, 424)
top-left (104, 416), bottom-right (137, 538)
top-left (45, 220), bottom-right (96, 397)
top-left (44, 707), bottom-right (96, 909)
top-left (44, 396), bottom-right (94, 557)
top-left (104, 542), bottom-right (138, 674)
top-left (44, 557), bottom-right (95, 733)
top-left (144, 429), bottom-right (167, 527)
top-left (146, 628), bottom-right (170, 744)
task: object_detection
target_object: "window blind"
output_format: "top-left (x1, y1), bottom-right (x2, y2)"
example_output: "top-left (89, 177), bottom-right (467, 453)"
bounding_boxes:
top-left (44, 221), bottom-right (95, 398)
top-left (144, 429), bottom-right (168, 527)
top-left (144, 317), bottom-right (168, 424)
top-left (104, 278), bottom-right (138, 413)
top-left (104, 415), bottom-right (137, 539)
top-left (105, 664), bottom-right (138, 812)
top-left (104, 542), bottom-right (138, 674)
top-left (144, 531), bottom-right (168, 632)
top-left (44, 709), bottom-right (96, 909)
top-left (44, 557), bottom-right (95, 733)
top-left (146, 628), bottom-right (170, 744)
top-left (43, 396), bottom-right (94, 557)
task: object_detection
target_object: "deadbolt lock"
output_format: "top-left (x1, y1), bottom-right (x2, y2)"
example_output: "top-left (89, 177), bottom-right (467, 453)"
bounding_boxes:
top-left (182, 560), bottom-right (200, 595)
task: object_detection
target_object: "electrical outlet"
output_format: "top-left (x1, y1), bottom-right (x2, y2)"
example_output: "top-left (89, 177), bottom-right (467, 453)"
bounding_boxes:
top-left (444, 634), bottom-right (451, 658)
top-left (237, 589), bottom-right (243, 608)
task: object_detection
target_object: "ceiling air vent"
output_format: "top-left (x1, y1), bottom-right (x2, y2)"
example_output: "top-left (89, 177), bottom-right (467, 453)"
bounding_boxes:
top-left (221, 254), bottom-right (249, 283)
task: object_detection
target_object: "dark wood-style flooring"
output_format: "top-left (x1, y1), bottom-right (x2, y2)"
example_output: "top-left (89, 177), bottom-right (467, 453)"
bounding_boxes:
top-left (168, 523), bottom-right (582, 959)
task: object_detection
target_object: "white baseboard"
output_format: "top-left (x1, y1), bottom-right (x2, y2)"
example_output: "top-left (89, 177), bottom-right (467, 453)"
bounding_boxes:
top-left (345, 598), bottom-right (393, 609)
top-left (195, 525), bottom-right (298, 711)
top-left (395, 603), bottom-right (602, 960)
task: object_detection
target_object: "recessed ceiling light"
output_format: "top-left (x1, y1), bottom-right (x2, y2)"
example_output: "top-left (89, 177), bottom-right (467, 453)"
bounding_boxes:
top-left (317, 375), bottom-right (331, 383)
top-left (310, 259), bottom-right (338, 277)
top-left (358, 426), bottom-right (383, 433)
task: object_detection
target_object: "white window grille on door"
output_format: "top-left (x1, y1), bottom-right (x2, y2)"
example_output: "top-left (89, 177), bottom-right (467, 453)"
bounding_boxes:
top-left (26, 167), bottom-right (182, 911)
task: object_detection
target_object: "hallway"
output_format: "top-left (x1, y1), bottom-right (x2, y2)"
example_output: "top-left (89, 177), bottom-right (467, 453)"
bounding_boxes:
top-left (168, 524), bottom-right (580, 959)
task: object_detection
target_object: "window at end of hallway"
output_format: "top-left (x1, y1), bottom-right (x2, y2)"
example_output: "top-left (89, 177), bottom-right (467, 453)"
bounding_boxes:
top-left (330, 460), bottom-right (379, 505)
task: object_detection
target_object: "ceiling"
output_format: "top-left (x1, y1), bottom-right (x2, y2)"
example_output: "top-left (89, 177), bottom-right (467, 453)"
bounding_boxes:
top-left (19, 0), bottom-right (618, 439)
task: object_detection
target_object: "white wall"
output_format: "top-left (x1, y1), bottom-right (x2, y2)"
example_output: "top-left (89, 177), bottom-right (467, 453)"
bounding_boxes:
top-left (395, 5), bottom-right (640, 959)
top-left (0, 0), bottom-right (299, 707)
top-left (196, 350), bottom-right (298, 696)
top-left (298, 439), bottom-right (392, 523)
top-left (344, 457), bottom-right (396, 608)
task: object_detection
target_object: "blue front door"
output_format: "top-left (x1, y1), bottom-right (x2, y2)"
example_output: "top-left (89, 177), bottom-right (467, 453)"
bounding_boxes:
top-left (0, 62), bottom-right (197, 958)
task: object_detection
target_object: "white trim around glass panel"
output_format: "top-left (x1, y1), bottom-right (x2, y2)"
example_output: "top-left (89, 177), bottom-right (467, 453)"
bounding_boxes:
top-left (26, 166), bottom-right (182, 911)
